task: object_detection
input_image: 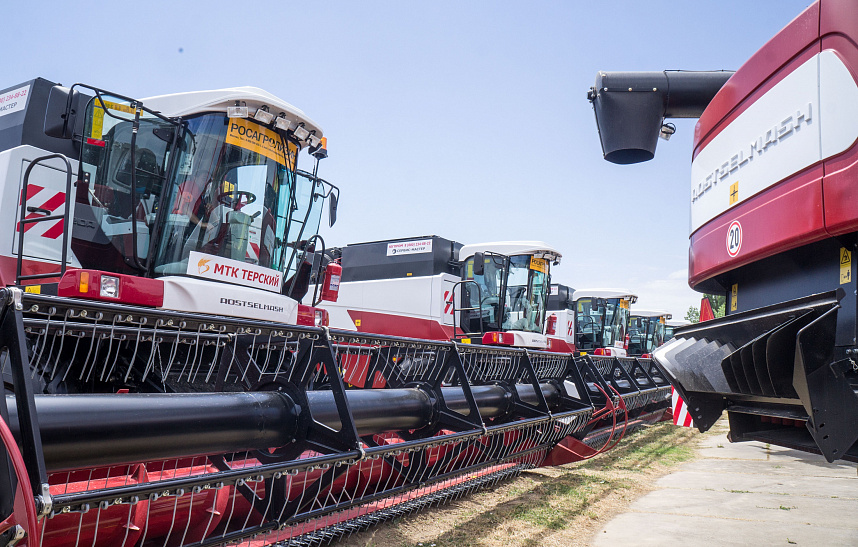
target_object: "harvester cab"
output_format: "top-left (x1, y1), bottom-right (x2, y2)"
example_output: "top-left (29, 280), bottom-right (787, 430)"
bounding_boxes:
top-left (627, 309), bottom-right (672, 357)
top-left (3, 78), bottom-right (338, 325)
top-left (311, 236), bottom-right (561, 349)
top-left (546, 288), bottom-right (637, 356)
top-left (457, 241), bottom-right (560, 348)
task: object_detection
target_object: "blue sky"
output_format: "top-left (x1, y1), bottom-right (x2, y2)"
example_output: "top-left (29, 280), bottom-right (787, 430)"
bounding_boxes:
top-left (3, 0), bottom-right (813, 317)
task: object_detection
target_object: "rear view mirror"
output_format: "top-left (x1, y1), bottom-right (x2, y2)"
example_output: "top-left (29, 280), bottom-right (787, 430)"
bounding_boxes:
top-left (328, 192), bottom-right (338, 227)
top-left (472, 252), bottom-right (485, 276)
top-left (44, 85), bottom-right (79, 139)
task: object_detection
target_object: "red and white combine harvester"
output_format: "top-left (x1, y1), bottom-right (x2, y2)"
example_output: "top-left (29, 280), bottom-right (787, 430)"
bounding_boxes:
top-left (590, 0), bottom-right (858, 462)
top-left (0, 78), bottom-right (669, 546)
top-left (544, 286), bottom-right (637, 356)
top-left (627, 310), bottom-right (672, 357)
top-left (313, 236), bottom-right (560, 349)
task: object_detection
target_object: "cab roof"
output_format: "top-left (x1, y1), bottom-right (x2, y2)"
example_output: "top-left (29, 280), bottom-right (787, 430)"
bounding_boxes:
top-left (666, 319), bottom-right (692, 327)
top-left (572, 288), bottom-right (638, 302)
top-left (142, 86), bottom-right (322, 140)
top-left (631, 309), bottom-right (673, 319)
top-left (458, 241), bottom-right (561, 264)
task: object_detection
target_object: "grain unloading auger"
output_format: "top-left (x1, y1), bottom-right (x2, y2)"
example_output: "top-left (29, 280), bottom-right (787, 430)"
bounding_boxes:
top-left (589, 0), bottom-right (858, 463)
top-left (0, 78), bottom-right (668, 546)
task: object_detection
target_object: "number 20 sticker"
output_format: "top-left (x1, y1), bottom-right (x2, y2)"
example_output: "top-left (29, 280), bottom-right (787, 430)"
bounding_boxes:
top-left (726, 220), bottom-right (742, 257)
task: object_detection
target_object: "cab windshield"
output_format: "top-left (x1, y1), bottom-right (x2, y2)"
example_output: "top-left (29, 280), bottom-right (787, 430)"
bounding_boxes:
top-left (462, 253), bottom-right (549, 334)
top-left (628, 316), bottom-right (664, 354)
top-left (575, 297), bottom-right (628, 351)
top-left (153, 114), bottom-right (299, 277)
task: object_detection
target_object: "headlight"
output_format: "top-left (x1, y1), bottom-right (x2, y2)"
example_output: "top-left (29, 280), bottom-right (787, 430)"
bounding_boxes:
top-left (100, 275), bottom-right (120, 298)
top-left (314, 309), bottom-right (326, 327)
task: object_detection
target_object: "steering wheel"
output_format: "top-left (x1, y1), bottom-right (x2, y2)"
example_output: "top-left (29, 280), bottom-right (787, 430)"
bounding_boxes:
top-left (217, 190), bottom-right (256, 210)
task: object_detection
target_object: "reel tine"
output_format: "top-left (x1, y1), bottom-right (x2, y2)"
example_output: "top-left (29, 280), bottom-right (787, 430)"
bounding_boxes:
top-left (162, 320), bottom-right (184, 380)
top-left (76, 312), bottom-right (102, 382)
top-left (121, 316), bottom-right (148, 383)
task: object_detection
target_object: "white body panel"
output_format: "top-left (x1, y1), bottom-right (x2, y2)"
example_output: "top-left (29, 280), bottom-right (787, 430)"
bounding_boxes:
top-left (690, 50), bottom-right (858, 233)
top-left (1, 145), bottom-right (81, 268)
top-left (508, 331), bottom-right (549, 350)
top-left (161, 276), bottom-right (298, 323)
top-left (311, 273), bottom-right (461, 332)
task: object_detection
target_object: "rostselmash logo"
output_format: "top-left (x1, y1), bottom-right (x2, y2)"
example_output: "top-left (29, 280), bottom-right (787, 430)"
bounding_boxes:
top-left (219, 298), bottom-right (284, 314)
top-left (198, 258), bottom-right (211, 275)
top-left (692, 103), bottom-right (812, 204)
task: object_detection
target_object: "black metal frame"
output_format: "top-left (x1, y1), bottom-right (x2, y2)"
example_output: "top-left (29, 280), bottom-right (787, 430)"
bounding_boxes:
top-left (16, 155), bottom-right (74, 285)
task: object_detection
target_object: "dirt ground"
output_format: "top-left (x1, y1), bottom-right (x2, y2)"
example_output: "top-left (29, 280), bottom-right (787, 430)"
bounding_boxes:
top-left (337, 421), bottom-right (703, 547)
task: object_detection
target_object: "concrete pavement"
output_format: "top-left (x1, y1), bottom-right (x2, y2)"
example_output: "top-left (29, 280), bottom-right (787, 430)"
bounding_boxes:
top-left (592, 420), bottom-right (858, 546)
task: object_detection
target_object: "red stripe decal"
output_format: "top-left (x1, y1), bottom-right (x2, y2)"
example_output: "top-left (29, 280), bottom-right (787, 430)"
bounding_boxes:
top-left (40, 220), bottom-right (65, 240)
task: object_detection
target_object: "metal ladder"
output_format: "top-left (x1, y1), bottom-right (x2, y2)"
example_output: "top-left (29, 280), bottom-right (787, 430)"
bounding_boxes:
top-left (450, 279), bottom-right (484, 341)
top-left (15, 154), bottom-right (74, 285)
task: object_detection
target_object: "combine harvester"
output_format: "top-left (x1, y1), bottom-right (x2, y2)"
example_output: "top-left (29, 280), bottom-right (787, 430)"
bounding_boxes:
top-left (312, 236), bottom-right (559, 349)
top-left (627, 310), bottom-right (672, 357)
top-left (0, 78), bottom-right (647, 546)
top-left (589, 0), bottom-right (858, 462)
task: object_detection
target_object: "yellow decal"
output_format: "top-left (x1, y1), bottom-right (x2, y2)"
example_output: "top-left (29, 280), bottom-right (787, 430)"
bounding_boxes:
top-left (729, 181), bottom-right (739, 205)
top-left (529, 257), bottom-right (547, 273)
top-left (730, 283), bottom-right (738, 312)
top-left (467, 262), bottom-right (473, 279)
top-left (461, 338), bottom-right (472, 344)
top-left (90, 100), bottom-right (137, 140)
top-left (354, 319), bottom-right (361, 327)
top-left (619, 299), bottom-right (629, 309)
top-left (225, 118), bottom-right (296, 168)
top-left (840, 247), bottom-right (852, 284)
top-left (91, 107), bottom-right (105, 139)
top-left (659, 317), bottom-right (666, 324)
top-left (101, 100), bottom-right (137, 115)
top-left (24, 285), bottom-right (41, 294)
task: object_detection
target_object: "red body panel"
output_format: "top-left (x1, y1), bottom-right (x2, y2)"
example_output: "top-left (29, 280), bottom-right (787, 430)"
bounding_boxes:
top-left (689, 166), bottom-right (826, 287)
top-left (56, 270), bottom-right (165, 307)
top-left (346, 310), bottom-right (454, 340)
